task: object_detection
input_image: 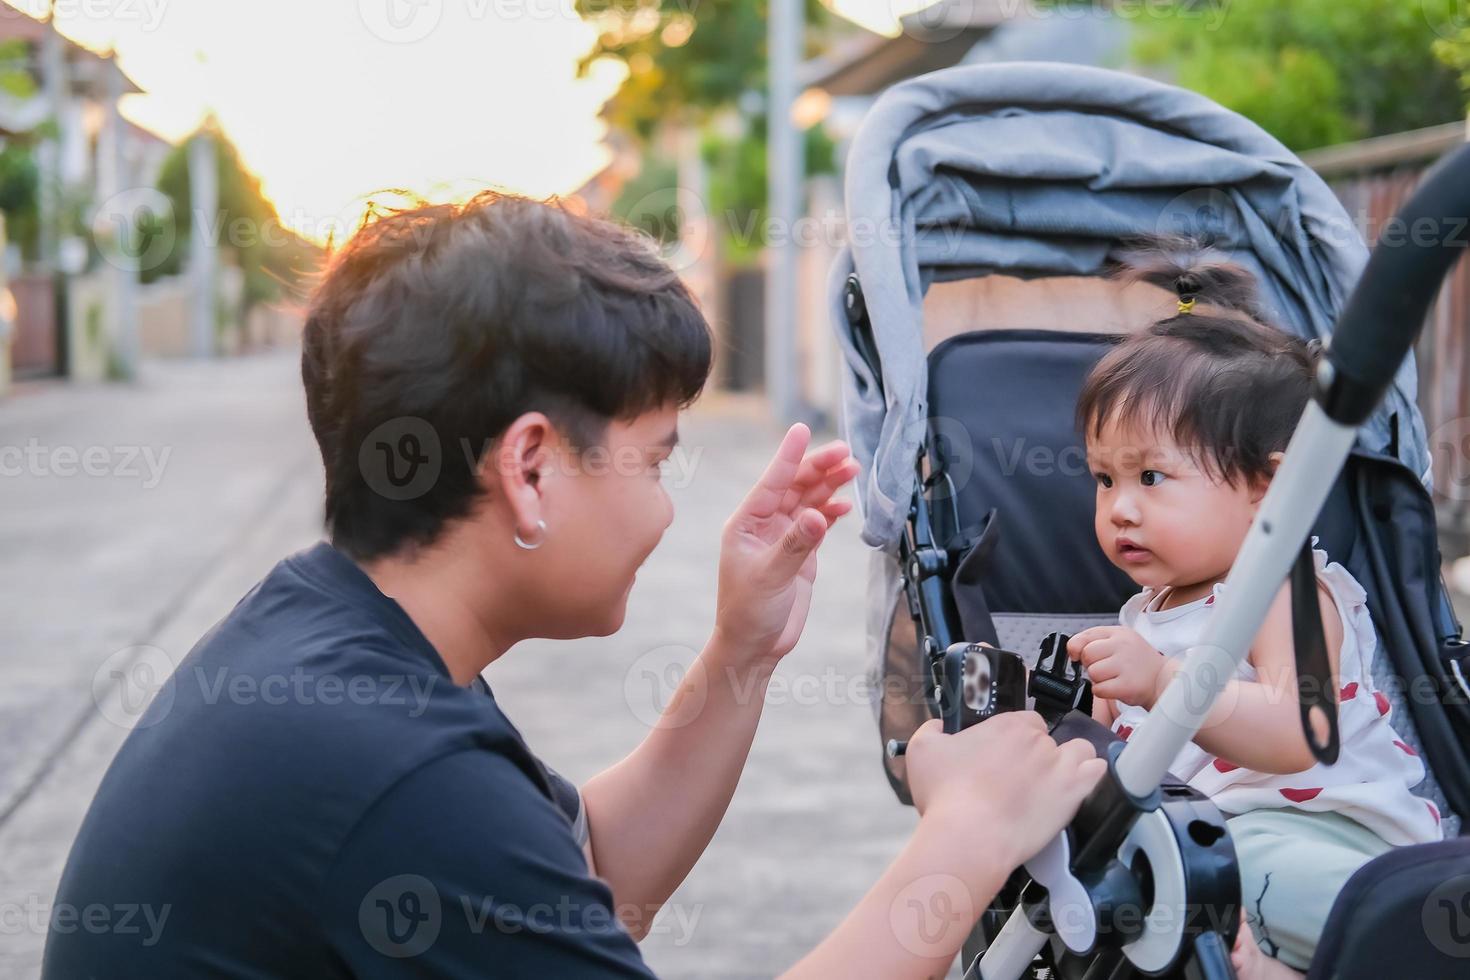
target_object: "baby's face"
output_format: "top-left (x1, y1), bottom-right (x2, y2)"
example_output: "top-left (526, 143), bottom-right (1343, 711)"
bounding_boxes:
top-left (1086, 414), bottom-right (1262, 593)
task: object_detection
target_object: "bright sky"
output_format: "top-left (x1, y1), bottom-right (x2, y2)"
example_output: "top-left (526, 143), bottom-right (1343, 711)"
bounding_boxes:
top-left (6, 0), bottom-right (926, 243)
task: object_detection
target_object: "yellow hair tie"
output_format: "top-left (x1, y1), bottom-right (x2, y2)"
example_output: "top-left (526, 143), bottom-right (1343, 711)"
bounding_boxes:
top-left (1177, 298), bottom-right (1197, 315)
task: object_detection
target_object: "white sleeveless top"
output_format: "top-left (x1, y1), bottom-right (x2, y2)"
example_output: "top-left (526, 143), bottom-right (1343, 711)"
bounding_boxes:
top-left (1110, 543), bottom-right (1443, 847)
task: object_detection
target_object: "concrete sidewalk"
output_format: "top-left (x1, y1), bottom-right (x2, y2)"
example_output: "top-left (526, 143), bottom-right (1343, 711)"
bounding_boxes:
top-left (0, 352), bottom-right (921, 979)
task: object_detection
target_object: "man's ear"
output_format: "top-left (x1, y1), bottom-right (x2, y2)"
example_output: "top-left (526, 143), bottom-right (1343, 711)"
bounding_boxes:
top-left (481, 412), bottom-right (559, 534)
top-left (1249, 451), bottom-right (1286, 506)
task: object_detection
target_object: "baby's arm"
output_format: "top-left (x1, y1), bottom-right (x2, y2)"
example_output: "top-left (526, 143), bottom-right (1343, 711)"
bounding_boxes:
top-left (1180, 580), bottom-right (1343, 774)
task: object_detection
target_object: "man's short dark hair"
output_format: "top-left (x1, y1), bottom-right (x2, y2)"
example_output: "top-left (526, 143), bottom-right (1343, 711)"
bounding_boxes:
top-left (301, 192), bottom-right (712, 561)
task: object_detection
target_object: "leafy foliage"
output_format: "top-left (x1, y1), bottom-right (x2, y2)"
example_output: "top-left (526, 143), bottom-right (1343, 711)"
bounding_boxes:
top-left (579, 0), bottom-right (837, 262)
top-left (1134, 0), bottom-right (1467, 150)
top-left (575, 0), bottom-right (832, 136)
top-left (1435, 23), bottom-right (1470, 105)
top-left (149, 125), bottom-right (319, 307)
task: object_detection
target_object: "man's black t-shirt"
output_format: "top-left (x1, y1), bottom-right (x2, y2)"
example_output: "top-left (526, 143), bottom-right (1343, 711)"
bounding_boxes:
top-left (43, 542), bottom-right (656, 978)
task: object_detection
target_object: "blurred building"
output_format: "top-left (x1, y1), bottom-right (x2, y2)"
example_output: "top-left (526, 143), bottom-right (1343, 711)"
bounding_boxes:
top-left (0, 6), bottom-right (168, 384)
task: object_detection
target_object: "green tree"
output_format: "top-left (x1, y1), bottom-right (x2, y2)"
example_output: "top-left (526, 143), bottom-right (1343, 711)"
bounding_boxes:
top-left (147, 124), bottom-right (319, 309)
top-left (0, 37), bottom-right (42, 259)
top-left (1435, 24), bottom-right (1470, 107)
top-left (1134, 0), bottom-right (1466, 150)
top-left (576, 0), bottom-right (836, 259)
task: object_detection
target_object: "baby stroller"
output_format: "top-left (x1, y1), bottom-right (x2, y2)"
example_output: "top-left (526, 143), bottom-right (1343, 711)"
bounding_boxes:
top-left (828, 63), bottom-right (1470, 979)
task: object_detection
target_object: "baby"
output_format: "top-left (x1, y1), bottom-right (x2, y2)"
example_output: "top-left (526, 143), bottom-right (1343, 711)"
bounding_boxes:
top-left (1067, 246), bottom-right (1442, 979)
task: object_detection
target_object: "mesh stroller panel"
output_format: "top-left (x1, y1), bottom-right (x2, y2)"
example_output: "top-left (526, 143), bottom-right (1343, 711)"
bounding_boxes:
top-left (994, 614), bottom-right (1117, 666)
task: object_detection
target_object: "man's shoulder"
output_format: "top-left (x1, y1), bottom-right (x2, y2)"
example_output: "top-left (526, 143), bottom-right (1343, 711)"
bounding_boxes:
top-left (102, 541), bottom-right (548, 860)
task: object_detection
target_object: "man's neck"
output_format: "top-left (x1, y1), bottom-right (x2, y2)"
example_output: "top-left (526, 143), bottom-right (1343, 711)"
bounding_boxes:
top-left (360, 545), bottom-right (518, 686)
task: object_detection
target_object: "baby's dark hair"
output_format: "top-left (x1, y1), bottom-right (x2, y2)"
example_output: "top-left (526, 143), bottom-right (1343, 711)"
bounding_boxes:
top-left (1075, 238), bottom-right (1322, 487)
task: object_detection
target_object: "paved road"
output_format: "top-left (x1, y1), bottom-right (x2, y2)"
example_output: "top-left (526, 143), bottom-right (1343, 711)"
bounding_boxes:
top-left (0, 351), bottom-right (923, 979)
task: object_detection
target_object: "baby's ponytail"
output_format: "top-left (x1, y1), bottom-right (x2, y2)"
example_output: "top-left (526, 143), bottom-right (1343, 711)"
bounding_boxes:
top-left (1113, 237), bottom-right (1270, 324)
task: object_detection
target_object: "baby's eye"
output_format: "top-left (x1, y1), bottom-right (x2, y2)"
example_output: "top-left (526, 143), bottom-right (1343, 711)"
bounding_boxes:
top-left (1094, 472), bottom-right (1113, 489)
top-left (1141, 470), bottom-right (1167, 487)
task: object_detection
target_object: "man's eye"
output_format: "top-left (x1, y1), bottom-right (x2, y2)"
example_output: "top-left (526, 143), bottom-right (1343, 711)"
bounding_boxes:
top-left (1094, 473), bottom-right (1113, 489)
top-left (1141, 470), bottom-right (1167, 487)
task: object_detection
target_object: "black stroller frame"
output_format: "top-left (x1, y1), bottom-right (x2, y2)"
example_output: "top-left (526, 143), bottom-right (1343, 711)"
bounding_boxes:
top-left (844, 146), bottom-right (1470, 980)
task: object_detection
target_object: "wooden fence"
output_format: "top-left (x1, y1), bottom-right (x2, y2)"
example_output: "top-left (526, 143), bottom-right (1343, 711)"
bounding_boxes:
top-left (1303, 122), bottom-right (1470, 538)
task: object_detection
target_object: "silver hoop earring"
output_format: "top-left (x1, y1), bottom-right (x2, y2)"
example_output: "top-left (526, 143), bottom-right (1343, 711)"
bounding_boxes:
top-left (514, 520), bottom-right (547, 551)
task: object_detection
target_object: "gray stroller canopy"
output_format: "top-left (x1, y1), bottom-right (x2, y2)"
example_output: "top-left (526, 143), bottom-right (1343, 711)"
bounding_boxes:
top-left (828, 62), bottom-right (1428, 549)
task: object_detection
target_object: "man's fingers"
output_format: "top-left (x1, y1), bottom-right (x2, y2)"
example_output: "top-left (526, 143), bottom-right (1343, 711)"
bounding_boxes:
top-left (780, 448), bottom-right (855, 513)
top-left (1086, 657), bottom-right (1119, 684)
top-left (818, 498), bottom-right (853, 526)
top-left (1070, 757), bottom-right (1108, 797)
top-left (767, 508), bottom-right (828, 581)
top-left (739, 424), bottom-right (811, 521)
top-left (1057, 737), bottom-right (1098, 768)
top-left (794, 458), bottom-right (861, 512)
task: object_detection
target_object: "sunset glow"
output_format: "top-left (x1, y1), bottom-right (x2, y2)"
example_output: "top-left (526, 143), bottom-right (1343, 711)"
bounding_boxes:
top-left (6, 0), bottom-right (929, 242)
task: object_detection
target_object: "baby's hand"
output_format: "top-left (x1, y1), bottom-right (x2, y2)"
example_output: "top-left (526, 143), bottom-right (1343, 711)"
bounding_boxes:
top-left (1067, 626), bottom-right (1172, 709)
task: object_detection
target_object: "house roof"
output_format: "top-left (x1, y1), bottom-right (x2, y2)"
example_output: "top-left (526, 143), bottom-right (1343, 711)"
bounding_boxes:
top-left (0, 5), bottom-right (145, 95)
top-left (801, 0), bottom-right (1012, 96)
